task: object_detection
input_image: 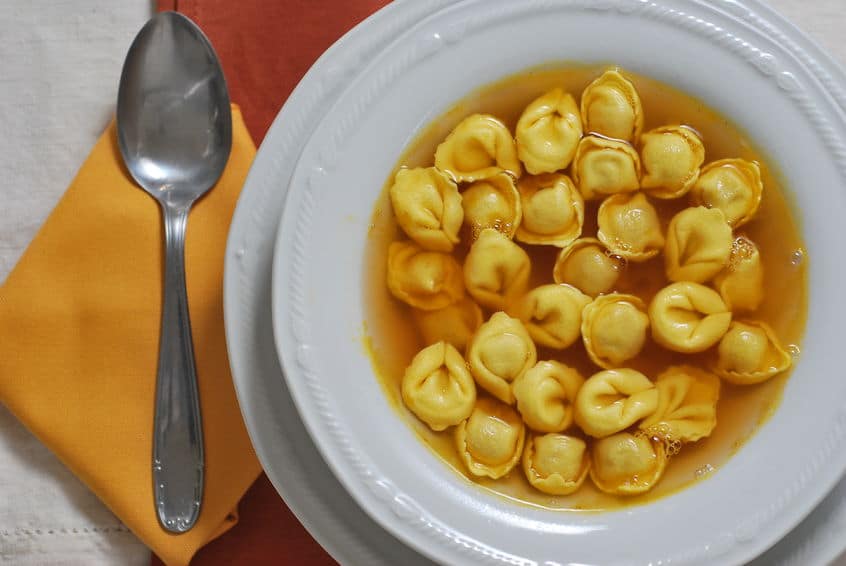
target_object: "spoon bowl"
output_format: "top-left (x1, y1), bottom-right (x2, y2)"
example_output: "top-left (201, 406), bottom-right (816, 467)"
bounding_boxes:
top-left (117, 11), bottom-right (231, 534)
top-left (118, 11), bottom-right (231, 204)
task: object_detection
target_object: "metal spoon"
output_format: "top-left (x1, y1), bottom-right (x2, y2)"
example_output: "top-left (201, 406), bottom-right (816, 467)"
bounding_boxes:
top-left (116, 11), bottom-right (231, 534)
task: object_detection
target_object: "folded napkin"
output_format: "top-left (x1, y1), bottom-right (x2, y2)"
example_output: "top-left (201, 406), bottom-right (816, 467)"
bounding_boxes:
top-left (0, 106), bottom-right (261, 566)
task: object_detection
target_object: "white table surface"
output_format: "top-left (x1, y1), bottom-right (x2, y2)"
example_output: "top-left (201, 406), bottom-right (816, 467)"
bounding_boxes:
top-left (0, 1), bottom-right (844, 564)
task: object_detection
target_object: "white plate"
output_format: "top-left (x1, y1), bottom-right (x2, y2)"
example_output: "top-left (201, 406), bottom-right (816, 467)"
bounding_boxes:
top-left (271, 0), bottom-right (846, 564)
top-left (225, 1), bottom-right (846, 564)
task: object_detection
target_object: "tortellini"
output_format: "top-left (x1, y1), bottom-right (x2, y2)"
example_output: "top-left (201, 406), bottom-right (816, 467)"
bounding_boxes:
top-left (574, 369), bottom-right (659, 438)
top-left (464, 228), bottom-right (531, 311)
top-left (690, 158), bottom-right (763, 227)
top-left (412, 297), bottom-right (483, 350)
top-left (467, 312), bottom-right (537, 404)
top-left (714, 320), bottom-right (792, 385)
top-left (664, 206), bottom-right (732, 283)
top-left (522, 434), bottom-right (589, 495)
top-left (515, 88), bottom-right (583, 174)
top-left (573, 135), bottom-right (641, 200)
top-left (649, 282), bottom-right (732, 353)
top-left (462, 173), bottom-right (522, 239)
top-left (590, 432), bottom-right (666, 495)
top-left (515, 173), bottom-right (584, 247)
top-left (553, 238), bottom-right (624, 297)
top-left (639, 366), bottom-right (720, 443)
top-left (581, 294), bottom-right (649, 369)
top-left (389, 167), bottom-right (463, 252)
top-left (384, 66), bottom-right (804, 503)
top-left (455, 397), bottom-right (525, 479)
top-left (513, 284), bottom-right (591, 349)
top-left (435, 114), bottom-right (521, 182)
top-left (401, 342), bottom-right (477, 431)
top-left (597, 192), bottom-right (665, 261)
top-left (713, 236), bottom-right (764, 312)
top-left (512, 361), bottom-right (584, 433)
top-left (387, 241), bottom-right (464, 310)
top-left (580, 69), bottom-right (644, 142)
top-left (640, 126), bottom-right (705, 199)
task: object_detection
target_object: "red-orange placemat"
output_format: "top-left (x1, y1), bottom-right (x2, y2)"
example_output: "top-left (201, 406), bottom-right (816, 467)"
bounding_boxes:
top-left (152, 1), bottom-right (389, 564)
top-left (160, 0), bottom-right (389, 141)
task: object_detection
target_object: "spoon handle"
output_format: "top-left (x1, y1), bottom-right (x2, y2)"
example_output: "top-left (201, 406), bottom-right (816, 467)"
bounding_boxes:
top-left (152, 203), bottom-right (204, 533)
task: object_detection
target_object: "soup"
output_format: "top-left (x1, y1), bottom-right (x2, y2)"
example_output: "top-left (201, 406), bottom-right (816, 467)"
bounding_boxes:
top-left (364, 66), bottom-right (806, 511)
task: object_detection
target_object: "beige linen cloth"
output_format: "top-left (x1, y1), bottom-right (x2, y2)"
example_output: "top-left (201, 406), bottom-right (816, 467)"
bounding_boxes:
top-left (0, 0), bottom-right (845, 564)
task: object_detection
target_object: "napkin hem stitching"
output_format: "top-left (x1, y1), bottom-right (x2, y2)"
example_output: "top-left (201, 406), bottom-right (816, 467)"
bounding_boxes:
top-left (0, 525), bottom-right (132, 537)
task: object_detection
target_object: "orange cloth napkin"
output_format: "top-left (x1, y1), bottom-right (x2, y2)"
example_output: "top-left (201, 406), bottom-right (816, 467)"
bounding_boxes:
top-left (0, 106), bottom-right (261, 566)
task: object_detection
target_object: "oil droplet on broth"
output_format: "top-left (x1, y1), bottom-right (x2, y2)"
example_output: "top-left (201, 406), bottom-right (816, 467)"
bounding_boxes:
top-left (790, 248), bottom-right (805, 267)
top-left (614, 239), bottom-right (633, 252)
top-left (695, 464), bottom-right (715, 478)
top-left (726, 236), bottom-right (755, 272)
top-left (605, 250), bottom-right (628, 269)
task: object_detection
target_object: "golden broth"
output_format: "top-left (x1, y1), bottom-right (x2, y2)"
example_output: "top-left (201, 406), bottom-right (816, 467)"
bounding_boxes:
top-left (363, 66), bottom-right (807, 511)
